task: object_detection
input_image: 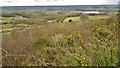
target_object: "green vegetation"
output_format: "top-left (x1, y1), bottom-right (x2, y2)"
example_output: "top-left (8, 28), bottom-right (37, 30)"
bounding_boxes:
top-left (88, 15), bottom-right (110, 20)
top-left (2, 8), bottom-right (118, 66)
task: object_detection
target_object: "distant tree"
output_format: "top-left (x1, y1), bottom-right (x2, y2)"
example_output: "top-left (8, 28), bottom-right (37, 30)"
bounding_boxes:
top-left (80, 14), bottom-right (89, 21)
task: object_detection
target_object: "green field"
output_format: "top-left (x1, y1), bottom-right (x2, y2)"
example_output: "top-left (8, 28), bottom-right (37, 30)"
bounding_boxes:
top-left (88, 15), bottom-right (110, 20)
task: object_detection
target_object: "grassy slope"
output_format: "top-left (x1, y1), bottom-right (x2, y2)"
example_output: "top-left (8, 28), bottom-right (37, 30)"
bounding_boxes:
top-left (2, 13), bottom-right (118, 66)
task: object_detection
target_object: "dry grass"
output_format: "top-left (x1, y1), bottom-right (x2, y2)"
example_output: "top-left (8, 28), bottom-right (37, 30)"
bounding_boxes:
top-left (2, 14), bottom-right (118, 66)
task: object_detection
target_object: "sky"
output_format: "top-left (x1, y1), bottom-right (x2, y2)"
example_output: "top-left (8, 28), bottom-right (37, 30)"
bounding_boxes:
top-left (0, 0), bottom-right (119, 6)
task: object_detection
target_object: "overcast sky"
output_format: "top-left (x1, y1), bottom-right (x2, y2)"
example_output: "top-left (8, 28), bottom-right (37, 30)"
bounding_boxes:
top-left (0, 0), bottom-right (119, 6)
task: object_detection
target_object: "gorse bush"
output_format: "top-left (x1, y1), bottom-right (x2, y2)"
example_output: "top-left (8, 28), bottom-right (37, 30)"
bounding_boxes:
top-left (63, 31), bottom-right (81, 46)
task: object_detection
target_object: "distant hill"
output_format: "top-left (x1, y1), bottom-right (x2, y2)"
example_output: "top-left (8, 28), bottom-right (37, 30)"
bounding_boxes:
top-left (2, 5), bottom-right (118, 12)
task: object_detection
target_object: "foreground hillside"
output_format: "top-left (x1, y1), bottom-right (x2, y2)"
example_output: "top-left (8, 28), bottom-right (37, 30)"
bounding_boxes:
top-left (2, 7), bottom-right (118, 66)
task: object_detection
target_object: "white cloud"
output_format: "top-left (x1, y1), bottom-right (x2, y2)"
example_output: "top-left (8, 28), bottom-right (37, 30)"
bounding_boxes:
top-left (0, 0), bottom-right (118, 6)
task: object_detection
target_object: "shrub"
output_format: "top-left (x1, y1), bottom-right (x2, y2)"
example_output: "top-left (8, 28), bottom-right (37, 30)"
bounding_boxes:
top-left (80, 14), bottom-right (89, 21)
